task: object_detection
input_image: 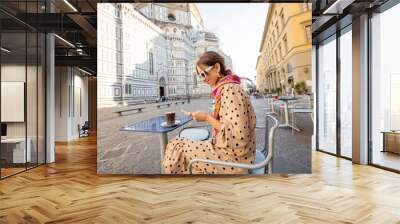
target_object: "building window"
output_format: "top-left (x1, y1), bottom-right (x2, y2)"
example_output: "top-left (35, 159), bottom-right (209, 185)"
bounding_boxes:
top-left (339, 29), bottom-right (352, 158)
top-left (305, 25), bottom-right (311, 43)
top-left (283, 35), bottom-right (288, 53)
top-left (115, 4), bottom-right (121, 18)
top-left (168, 13), bottom-right (176, 22)
top-left (318, 36), bottom-right (337, 155)
top-left (370, 6), bottom-right (400, 171)
top-left (114, 88), bottom-right (121, 96)
top-left (125, 84), bottom-right (129, 95)
top-left (280, 11), bottom-right (285, 28)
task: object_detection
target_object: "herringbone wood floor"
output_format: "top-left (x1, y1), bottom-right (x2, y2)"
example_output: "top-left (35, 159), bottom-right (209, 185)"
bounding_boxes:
top-left (0, 135), bottom-right (400, 224)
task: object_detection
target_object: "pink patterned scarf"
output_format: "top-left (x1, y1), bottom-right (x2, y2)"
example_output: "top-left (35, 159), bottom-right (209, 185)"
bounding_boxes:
top-left (211, 70), bottom-right (241, 134)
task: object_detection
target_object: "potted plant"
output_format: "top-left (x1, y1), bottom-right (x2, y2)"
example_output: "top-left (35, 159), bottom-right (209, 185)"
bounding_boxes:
top-left (294, 81), bottom-right (307, 95)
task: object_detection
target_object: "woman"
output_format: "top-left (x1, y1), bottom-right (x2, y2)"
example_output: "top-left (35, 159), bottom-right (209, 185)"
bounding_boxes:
top-left (163, 51), bottom-right (256, 174)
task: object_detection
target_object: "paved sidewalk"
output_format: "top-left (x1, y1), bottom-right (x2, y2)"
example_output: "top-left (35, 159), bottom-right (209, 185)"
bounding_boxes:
top-left (98, 97), bottom-right (311, 174)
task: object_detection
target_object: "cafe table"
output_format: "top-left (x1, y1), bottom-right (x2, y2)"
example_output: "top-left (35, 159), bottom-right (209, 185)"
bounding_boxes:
top-left (120, 115), bottom-right (192, 172)
top-left (277, 96), bottom-right (301, 132)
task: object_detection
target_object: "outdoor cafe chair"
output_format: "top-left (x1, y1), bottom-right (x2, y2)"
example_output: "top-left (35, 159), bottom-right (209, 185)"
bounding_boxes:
top-left (179, 125), bottom-right (211, 141)
top-left (264, 97), bottom-right (275, 114)
top-left (266, 97), bottom-right (284, 117)
top-left (290, 102), bottom-right (313, 135)
top-left (188, 113), bottom-right (279, 174)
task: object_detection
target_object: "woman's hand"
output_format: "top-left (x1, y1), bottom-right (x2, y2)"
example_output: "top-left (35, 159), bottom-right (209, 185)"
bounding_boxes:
top-left (189, 111), bottom-right (210, 122)
top-left (188, 111), bottom-right (222, 131)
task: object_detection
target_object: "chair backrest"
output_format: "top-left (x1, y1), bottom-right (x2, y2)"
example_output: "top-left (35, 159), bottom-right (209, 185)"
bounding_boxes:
top-left (291, 95), bottom-right (313, 108)
top-left (82, 121), bottom-right (90, 129)
top-left (257, 113), bottom-right (279, 151)
top-left (188, 113), bottom-right (279, 174)
top-left (264, 113), bottom-right (279, 154)
top-left (264, 97), bottom-right (273, 109)
top-left (252, 113), bottom-right (279, 174)
top-left (265, 114), bottom-right (279, 173)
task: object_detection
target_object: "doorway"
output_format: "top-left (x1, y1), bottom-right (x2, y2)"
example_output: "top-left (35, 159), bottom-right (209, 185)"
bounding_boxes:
top-left (159, 86), bottom-right (165, 97)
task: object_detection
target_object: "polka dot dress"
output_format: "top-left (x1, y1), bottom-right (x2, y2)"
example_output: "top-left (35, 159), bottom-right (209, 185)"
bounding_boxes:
top-left (163, 83), bottom-right (257, 174)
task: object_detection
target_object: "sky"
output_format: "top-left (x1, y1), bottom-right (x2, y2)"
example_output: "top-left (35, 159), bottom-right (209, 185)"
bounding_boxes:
top-left (197, 3), bottom-right (269, 82)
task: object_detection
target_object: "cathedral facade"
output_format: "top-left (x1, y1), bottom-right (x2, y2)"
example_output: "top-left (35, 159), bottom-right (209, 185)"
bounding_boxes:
top-left (98, 3), bottom-right (232, 107)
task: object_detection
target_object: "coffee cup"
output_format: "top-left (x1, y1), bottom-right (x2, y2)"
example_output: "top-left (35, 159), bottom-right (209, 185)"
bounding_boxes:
top-left (165, 112), bottom-right (175, 125)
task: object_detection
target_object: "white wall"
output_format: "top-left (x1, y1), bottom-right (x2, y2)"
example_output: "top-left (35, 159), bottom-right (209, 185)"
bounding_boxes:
top-left (71, 73), bottom-right (89, 138)
top-left (1, 62), bottom-right (47, 164)
top-left (1, 65), bottom-right (29, 138)
top-left (55, 66), bottom-right (69, 141)
top-left (55, 67), bottom-right (89, 141)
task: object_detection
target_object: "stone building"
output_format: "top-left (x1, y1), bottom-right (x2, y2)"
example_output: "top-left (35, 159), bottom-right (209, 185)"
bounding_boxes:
top-left (97, 3), bottom-right (166, 107)
top-left (97, 3), bottom-right (233, 107)
top-left (135, 3), bottom-right (197, 99)
top-left (136, 3), bottom-right (233, 97)
top-left (256, 3), bottom-right (312, 94)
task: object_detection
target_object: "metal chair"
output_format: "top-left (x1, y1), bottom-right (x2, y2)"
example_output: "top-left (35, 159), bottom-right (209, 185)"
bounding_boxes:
top-left (188, 113), bottom-right (279, 174)
top-left (179, 126), bottom-right (210, 141)
top-left (289, 101), bottom-right (313, 135)
top-left (78, 121), bottom-right (90, 138)
top-left (267, 98), bottom-right (283, 117)
top-left (264, 97), bottom-right (275, 114)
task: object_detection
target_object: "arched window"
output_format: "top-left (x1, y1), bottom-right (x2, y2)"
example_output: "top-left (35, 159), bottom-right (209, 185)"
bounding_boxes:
top-left (168, 13), bottom-right (176, 21)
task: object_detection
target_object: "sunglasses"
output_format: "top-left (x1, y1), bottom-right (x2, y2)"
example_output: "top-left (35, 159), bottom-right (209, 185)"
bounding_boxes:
top-left (197, 65), bottom-right (214, 79)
